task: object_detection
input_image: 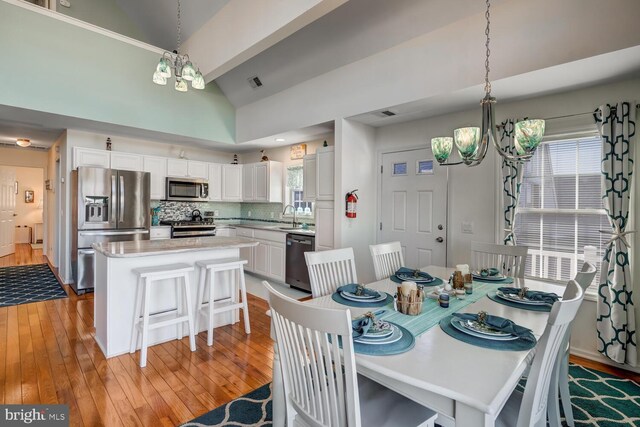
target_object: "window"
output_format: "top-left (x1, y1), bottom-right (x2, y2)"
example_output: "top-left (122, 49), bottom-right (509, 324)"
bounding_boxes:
top-left (286, 166), bottom-right (313, 215)
top-left (514, 135), bottom-right (607, 290)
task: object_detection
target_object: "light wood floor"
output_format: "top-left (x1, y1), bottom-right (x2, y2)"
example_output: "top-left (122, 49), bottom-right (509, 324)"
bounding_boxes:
top-left (0, 245), bottom-right (637, 426)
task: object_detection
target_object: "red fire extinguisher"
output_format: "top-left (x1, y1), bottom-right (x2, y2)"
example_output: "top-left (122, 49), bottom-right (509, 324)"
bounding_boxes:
top-left (345, 189), bottom-right (358, 218)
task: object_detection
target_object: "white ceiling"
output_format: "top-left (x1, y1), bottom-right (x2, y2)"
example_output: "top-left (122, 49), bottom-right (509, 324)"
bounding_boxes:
top-left (236, 122), bottom-right (335, 151)
top-left (114, 0), bottom-right (230, 51)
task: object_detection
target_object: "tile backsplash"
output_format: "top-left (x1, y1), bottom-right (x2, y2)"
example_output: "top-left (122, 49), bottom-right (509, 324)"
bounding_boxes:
top-left (241, 203), bottom-right (315, 224)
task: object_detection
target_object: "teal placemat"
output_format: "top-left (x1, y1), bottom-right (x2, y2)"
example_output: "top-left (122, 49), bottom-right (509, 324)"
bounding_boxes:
top-left (439, 315), bottom-right (536, 351)
top-left (351, 323), bottom-right (415, 356)
top-left (488, 292), bottom-right (552, 312)
top-left (390, 275), bottom-right (444, 286)
top-left (332, 292), bottom-right (394, 308)
top-left (375, 281), bottom-right (499, 337)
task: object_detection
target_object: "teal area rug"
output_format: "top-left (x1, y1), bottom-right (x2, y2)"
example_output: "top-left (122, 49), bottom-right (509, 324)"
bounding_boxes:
top-left (181, 365), bottom-right (639, 427)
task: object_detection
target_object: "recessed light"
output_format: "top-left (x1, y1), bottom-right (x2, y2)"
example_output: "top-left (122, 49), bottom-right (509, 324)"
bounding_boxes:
top-left (16, 138), bottom-right (31, 147)
top-left (275, 138), bottom-right (286, 142)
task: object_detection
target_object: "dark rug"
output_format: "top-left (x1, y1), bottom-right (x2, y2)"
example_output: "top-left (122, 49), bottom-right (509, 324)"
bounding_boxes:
top-left (181, 365), bottom-right (639, 427)
top-left (0, 264), bottom-right (67, 307)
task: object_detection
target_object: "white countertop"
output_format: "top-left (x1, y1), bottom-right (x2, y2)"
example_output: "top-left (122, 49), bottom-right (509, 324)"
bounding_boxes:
top-left (92, 236), bottom-right (258, 258)
top-left (216, 220), bottom-right (316, 235)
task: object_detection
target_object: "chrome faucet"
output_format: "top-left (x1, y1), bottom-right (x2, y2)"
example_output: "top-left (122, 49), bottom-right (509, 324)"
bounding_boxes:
top-left (282, 204), bottom-right (298, 228)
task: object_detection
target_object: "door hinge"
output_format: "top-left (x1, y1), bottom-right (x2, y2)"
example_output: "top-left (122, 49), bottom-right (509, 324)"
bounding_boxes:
top-left (380, 165), bottom-right (383, 174)
top-left (379, 222), bottom-right (382, 231)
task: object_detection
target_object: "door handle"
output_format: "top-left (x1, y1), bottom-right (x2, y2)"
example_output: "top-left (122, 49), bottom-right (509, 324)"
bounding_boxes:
top-left (436, 237), bottom-right (444, 243)
top-left (111, 174), bottom-right (117, 222)
top-left (79, 230), bottom-right (149, 236)
top-left (119, 176), bottom-right (125, 223)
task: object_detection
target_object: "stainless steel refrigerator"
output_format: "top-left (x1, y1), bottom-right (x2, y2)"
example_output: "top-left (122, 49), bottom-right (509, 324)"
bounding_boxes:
top-left (71, 167), bottom-right (150, 294)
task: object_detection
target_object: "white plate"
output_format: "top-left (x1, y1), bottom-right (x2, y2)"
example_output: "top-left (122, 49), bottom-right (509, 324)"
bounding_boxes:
top-left (341, 291), bottom-right (387, 303)
top-left (362, 327), bottom-right (394, 339)
top-left (355, 325), bottom-right (402, 345)
top-left (462, 319), bottom-right (512, 337)
top-left (395, 273), bottom-right (435, 283)
top-left (451, 319), bottom-right (518, 341)
top-left (472, 272), bottom-right (507, 281)
top-left (496, 290), bottom-right (550, 306)
top-left (342, 290), bottom-right (379, 300)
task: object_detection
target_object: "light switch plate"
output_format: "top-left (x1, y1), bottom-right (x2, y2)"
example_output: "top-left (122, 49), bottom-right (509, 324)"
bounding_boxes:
top-left (461, 221), bottom-right (473, 234)
top-left (247, 211), bottom-right (251, 217)
top-left (214, 210), bottom-right (219, 217)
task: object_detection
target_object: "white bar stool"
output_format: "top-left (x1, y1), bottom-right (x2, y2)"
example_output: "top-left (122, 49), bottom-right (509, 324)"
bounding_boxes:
top-left (130, 263), bottom-right (196, 368)
top-left (195, 258), bottom-right (250, 346)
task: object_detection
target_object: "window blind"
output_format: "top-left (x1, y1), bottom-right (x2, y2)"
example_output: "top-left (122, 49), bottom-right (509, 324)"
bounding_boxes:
top-left (514, 134), bottom-right (606, 290)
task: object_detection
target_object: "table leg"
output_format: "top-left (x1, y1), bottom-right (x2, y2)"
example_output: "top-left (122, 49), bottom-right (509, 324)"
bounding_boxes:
top-left (455, 402), bottom-right (495, 427)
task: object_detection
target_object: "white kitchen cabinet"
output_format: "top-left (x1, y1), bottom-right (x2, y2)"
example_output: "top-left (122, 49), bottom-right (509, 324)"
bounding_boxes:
top-left (188, 161), bottom-right (208, 179)
top-left (268, 243), bottom-right (286, 282)
top-left (254, 241), bottom-right (270, 277)
top-left (242, 161), bottom-right (283, 202)
top-left (73, 147), bottom-right (110, 169)
top-left (215, 227), bottom-right (236, 237)
top-left (236, 228), bottom-right (255, 271)
top-left (208, 163), bottom-right (222, 201)
top-left (167, 158), bottom-right (189, 177)
top-left (150, 226), bottom-right (171, 240)
top-left (143, 156), bottom-right (168, 200)
top-left (316, 146), bottom-right (335, 201)
top-left (314, 200), bottom-right (334, 251)
top-left (303, 154), bottom-right (317, 201)
top-left (110, 152), bottom-right (143, 171)
top-left (222, 164), bottom-right (243, 201)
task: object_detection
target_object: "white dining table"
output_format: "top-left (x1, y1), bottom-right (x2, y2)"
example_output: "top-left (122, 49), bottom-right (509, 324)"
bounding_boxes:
top-left (270, 266), bottom-right (565, 427)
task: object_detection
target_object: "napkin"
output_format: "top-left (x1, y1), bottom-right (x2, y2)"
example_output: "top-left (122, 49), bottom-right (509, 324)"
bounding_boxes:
top-left (478, 268), bottom-right (500, 277)
top-left (395, 267), bottom-right (434, 282)
top-left (337, 284), bottom-right (379, 297)
top-left (351, 315), bottom-right (373, 338)
top-left (452, 313), bottom-right (535, 342)
top-left (498, 287), bottom-right (560, 305)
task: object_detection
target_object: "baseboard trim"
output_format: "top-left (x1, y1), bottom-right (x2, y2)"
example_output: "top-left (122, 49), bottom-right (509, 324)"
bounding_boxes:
top-left (570, 347), bottom-right (640, 374)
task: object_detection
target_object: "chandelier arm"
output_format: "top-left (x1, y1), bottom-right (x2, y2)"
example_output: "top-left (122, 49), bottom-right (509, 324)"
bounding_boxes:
top-left (490, 136), bottom-right (533, 163)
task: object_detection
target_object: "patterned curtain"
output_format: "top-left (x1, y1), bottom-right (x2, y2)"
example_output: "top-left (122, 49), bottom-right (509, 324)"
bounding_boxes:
top-left (594, 101), bottom-right (637, 366)
top-left (500, 119), bottom-right (524, 245)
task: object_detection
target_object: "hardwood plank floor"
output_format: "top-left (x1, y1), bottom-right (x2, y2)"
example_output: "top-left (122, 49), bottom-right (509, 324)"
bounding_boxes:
top-left (0, 245), bottom-right (637, 426)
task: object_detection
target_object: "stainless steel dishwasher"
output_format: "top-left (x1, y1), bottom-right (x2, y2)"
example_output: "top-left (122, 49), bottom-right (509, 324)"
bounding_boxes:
top-left (286, 233), bottom-right (315, 293)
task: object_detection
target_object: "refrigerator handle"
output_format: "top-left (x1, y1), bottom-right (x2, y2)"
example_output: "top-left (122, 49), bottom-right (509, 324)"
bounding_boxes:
top-left (119, 175), bottom-right (125, 223)
top-left (111, 174), bottom-right (117, 222)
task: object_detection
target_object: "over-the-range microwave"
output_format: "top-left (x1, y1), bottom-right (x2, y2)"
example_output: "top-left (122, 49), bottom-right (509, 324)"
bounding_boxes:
top-left (165, 177), bottom-right (209, 202)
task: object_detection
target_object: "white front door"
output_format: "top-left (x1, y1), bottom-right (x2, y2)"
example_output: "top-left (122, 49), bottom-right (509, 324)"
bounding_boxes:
top-left (0, 167), bottom-right (16, 258)
top-left (379, 149), bottom-right (447, 268)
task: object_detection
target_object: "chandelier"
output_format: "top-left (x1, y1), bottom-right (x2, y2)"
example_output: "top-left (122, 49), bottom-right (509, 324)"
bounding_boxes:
top-left (431, 0), bottom-right (545, 166)
top-left (152, 0), bottom-right (205, 92)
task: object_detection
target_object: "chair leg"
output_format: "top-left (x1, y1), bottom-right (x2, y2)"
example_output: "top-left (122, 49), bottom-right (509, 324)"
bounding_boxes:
top-left (194, 266), bottom-right (206, 336)
top-left (547, 358), bottom-right (562, 427)
top-left (130, 276), bottom-right (143, 353)
top-left (239, 267), bottom-right (251, 335)
top-left (559, 353), bottom-right (575, 427)
top-left (139, 278), bottom-right (151, 368)
top-left (207, 269), bottom-right (215, 347)
top-left (182, 273), bottom-right (196, 352)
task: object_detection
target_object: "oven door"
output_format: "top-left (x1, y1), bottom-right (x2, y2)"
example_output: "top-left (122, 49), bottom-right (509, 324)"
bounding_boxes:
top-left (166, 178), bottom-right (209, 201)
top-left (171, 228), bottom-right (217, 238)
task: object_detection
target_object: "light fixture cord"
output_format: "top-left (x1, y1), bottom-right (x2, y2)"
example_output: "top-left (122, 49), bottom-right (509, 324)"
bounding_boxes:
top-left (177, 0), bottom-right (182, 51)
top-left (484, 0), bottom-right (491, 96)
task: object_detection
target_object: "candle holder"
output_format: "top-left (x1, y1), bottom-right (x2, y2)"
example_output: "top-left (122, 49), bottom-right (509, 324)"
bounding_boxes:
top-left (396, 287), bottom-right (424, 316)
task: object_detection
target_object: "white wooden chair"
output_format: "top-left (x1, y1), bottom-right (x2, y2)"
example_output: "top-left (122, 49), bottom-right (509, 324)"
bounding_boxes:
top-left (369, 241), bottom-right (404, 281)
top-left (264, 281), bottom-right (438, 427)
top-left (470, 241), bottom-right (529, 278)
top-left (547, 262), bottom-right (597, 427)
top-left (305, 248), bottom-right (358, 298)
top-left (495, 278), bottom-right (585, 427)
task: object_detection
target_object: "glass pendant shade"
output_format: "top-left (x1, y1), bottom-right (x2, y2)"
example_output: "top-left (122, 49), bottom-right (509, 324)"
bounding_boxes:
top-left (514, 119), bottom-right (545, 156)
top-left (182, 61), bottom-right (196, 81)
top-left (192, 71), bottom-right (205, 90)
top-left (175, 78), bottom-right (188, 92)
top-left (431, 137), bottom-right (453, 164)
top-left (454, 127), bottom-right (480, 161)
top-left (156, 57), bottom-right (172, 78)
top-left (152, 71), bottom-right (167, 85)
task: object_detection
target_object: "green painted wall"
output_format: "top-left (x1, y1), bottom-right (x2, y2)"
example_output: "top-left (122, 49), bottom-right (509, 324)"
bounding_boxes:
top-left (0, 1), bottom-right (236, 144)
top-left (56, 0), bottom-right (149, 43)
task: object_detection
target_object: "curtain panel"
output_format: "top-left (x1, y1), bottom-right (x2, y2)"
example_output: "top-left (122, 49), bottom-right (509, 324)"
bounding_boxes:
top-left (594, 101), bottom-right (637, 366)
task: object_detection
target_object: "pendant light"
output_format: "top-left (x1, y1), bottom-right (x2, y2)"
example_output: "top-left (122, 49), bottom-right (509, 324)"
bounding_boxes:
top-left (152, 0), bottom-right (205, 92)
top-left (430, 0), bottom-right (545, 165)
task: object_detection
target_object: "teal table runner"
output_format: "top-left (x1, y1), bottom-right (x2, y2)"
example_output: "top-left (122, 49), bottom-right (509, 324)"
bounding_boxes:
top-left (375, 281), bottom-right (499, 338)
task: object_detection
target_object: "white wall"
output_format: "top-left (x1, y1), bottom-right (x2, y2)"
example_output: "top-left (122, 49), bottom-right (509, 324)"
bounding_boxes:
top-left (46, 132), bottom-right (64, 269)
top-left (374, 77), bottom-right (640, 371)
top-left (14, 167), bottom-right (44, 240)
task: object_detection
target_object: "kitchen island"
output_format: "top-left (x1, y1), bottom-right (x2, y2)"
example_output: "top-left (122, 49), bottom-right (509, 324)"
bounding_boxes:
top-left (92, 236), bottom-right (258, 358)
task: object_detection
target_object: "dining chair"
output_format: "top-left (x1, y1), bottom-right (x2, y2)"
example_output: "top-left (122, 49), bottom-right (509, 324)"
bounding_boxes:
top-left (470, 241), bottom-right (529, 278)
top-left (369, 241), bottom-right (404, 281)
top-left (305, 248), bottom-right (358, 298)
top-left (547, 261), bottom-right (597, 427)
top-left (495, 278), bottom-right (585, 427)
top-left (264, 281), bottom-right (438, 427)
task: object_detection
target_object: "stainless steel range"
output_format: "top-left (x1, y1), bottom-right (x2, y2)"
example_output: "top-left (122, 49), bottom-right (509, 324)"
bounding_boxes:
top-left (160, 219), bottom-right (217, 238)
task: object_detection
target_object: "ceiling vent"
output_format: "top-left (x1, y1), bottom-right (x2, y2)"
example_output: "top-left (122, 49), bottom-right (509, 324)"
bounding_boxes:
top-left (378, 110), bottom-right (397, 117)
top-left (247, 75), bottom-right (263, 89)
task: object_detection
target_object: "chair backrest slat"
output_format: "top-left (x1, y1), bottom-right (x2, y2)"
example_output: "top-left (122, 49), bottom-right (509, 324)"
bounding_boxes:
top-left (265, 281), bottom-right (361, 427)
top-left (305, 248), bottom-right (358, 298)
top-left (470, 241), bottom-right (529, 278)
top-left (370, 241), bottom-right (404, 281)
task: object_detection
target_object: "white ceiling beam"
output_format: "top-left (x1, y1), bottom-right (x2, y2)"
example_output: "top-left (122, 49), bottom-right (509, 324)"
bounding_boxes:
top-left (183, 0), bottom-right (349, 82)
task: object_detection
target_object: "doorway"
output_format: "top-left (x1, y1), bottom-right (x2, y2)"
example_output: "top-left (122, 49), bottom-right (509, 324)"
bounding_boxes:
top-left (378, 148), bottom-right (448, 268)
